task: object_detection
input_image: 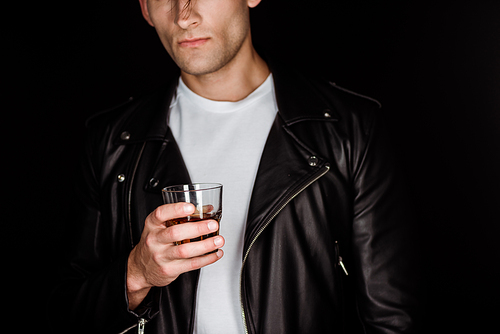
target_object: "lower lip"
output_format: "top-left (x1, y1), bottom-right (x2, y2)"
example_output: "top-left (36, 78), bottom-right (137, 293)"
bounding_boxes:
top-left (179, 39), bottom-right (209, 48)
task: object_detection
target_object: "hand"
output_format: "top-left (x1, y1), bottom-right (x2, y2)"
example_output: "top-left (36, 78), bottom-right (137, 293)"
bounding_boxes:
top-left (126, 203), bottom-right (225, 310)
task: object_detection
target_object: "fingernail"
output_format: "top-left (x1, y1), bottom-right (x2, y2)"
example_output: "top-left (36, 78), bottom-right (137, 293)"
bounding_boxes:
top-left (214, 236), bottom-right (223, 246)
top-left (216, 249), bottom-right (223, 258)
top-left (208, 220), bottom-right (218, 231)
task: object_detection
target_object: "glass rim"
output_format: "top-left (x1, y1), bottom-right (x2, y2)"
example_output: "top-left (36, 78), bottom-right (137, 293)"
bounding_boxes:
top-left (162, 183), bottom-right (222, 193)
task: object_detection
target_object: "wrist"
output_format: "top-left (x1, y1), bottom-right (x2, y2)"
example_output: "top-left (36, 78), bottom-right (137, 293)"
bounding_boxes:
top-left (126, 249), bottom-right (152, 310)
top-left (126, 248), bottom-right (151, 291)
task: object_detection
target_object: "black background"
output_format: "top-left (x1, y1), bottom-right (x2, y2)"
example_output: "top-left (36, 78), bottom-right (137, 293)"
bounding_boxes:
top-left (6, 0), bottom-right (500, 332)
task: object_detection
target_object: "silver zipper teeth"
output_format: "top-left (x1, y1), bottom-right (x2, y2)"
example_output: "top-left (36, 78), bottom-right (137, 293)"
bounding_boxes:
top-left (239, 164), bottom-right (330, 334)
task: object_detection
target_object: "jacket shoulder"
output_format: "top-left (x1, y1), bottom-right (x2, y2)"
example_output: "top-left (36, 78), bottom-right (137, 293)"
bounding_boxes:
top-left (304, 72), bottom-right (381, 114)
top-left (81, 97), bottom-right (141, 160)
top-left (326, 81), bottom-right (381, 110)
top-left (330, 80), bottom-right (381, 132)
top-left (84, 77), bottom-right (178, 146)
top-left (85, 96), bottom-right (142, 131)
top-left (268, 53), bottom-right (380, 115)
top-left (83, 86), bottom-right (169, 143)
top-left (304, 74), bottom-right (383, 133)
top-left (271, 62), bottom-right (381, 129)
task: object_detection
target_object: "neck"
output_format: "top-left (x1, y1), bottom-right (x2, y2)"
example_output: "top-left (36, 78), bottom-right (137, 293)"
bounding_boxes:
top-left (180, 38), bottom-right (270, 102)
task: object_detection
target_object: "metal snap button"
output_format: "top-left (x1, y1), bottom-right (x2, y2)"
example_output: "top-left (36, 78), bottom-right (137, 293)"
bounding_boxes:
top-left (149, 177), bottom-right (160, 188)
top-left (308, 156), bottom-right (319, 167)
top-left (120, 131), bottom-right (131, 141)
top-left (117, 174), bottom-right (126, 182)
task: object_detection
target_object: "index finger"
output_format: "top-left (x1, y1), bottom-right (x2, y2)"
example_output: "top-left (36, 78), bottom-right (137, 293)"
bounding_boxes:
top-left (148, 203), bottom-right (195, 227)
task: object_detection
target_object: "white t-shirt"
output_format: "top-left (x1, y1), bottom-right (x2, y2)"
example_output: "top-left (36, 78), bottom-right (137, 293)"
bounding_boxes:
top-left (169, 74), bottom-right (278, 333)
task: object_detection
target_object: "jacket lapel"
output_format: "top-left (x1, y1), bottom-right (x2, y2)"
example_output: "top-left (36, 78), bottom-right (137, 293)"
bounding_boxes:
top-left (243, 115), bottom-right (321, 250)
top-left (112, 74), bottom-right (192, 195)
top-left (141, 128), bottom-right (192, 194)
top-left (243, 64), bottom-right (338, 252)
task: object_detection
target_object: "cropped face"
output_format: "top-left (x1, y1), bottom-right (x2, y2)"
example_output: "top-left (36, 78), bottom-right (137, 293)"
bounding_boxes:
top-left (139, 0), bottom-right (261, 76)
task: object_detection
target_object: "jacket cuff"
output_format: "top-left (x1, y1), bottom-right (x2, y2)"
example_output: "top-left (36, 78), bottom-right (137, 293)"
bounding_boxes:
top-left (128, 287), bottom-right (162, 320)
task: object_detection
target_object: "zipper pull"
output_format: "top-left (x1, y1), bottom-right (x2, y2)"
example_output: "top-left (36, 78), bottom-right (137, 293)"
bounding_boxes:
top-left (335, 241), bottom-right (348, 276)
top-left (338, 256), bottom-right (349, 276)
top-left (138, 318), bottom-right (146, 334)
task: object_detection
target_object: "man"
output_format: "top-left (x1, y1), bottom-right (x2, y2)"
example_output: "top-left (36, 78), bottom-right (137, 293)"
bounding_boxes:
top-left (50, 0), bottom-right (420, 333)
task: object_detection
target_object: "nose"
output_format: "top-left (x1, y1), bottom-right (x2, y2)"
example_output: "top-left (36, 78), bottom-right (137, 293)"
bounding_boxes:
top-left (175, 0), bottom-right (200, 30)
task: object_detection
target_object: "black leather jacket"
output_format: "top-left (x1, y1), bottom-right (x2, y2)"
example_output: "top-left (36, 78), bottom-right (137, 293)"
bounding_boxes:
top-left (50, 62), bottom-right (420, 334)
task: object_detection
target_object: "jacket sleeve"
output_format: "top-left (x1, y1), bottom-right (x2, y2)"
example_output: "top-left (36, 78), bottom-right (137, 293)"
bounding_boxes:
top-left (351, 110), bottom-right (421, 333)
top-left (47, 122), bottom-right (160, 333)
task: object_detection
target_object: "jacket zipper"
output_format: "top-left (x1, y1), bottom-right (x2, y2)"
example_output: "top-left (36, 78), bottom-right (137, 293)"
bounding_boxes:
top-left (239, 163), bottom-right (331, 334)
top-left (117, 318), bottom-right (147, 334)
top-left (138, 318), bottom-right (146, 334)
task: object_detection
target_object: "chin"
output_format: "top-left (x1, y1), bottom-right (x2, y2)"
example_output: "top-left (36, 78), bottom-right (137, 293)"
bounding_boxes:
top-left (179, 62), bottom-right (226, 77)
top-left (175, 51), bottom-right (235, 77)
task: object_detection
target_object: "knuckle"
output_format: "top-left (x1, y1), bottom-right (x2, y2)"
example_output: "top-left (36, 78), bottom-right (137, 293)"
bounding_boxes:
top-left (151, 253), bottom-right (163, 267)
top-left (166, 226), bottom-right (181, 242)
top-left (159, 265), bottom-right (174, 278)
top-left (144, 235), bottom-right (155, 249)
top-left (175, 245), bottom-right (190, 258)
top-left (153, 207), bottom-right (164, 221)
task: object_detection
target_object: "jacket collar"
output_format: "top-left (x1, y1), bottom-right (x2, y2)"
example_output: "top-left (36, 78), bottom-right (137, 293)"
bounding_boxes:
top-left (114, 59), bottom-right (339, 145)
